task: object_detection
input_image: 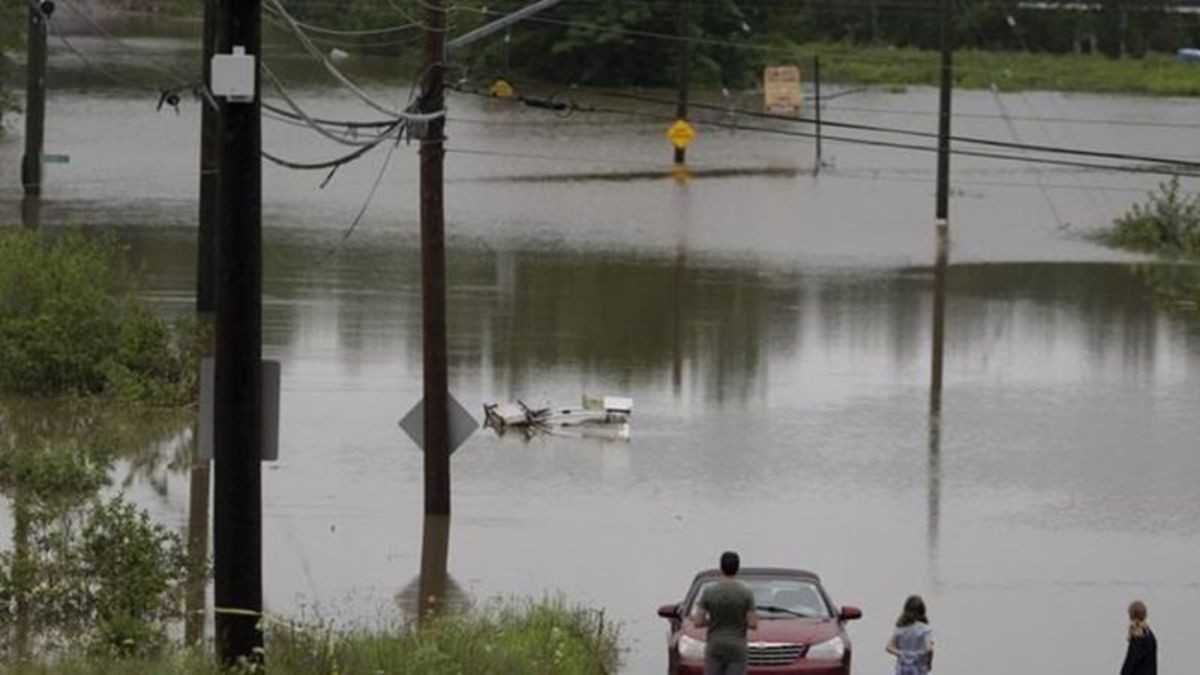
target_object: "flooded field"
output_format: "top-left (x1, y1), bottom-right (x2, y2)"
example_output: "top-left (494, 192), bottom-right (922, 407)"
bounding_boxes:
top-left (2, 26), bottom-right (1200, 674)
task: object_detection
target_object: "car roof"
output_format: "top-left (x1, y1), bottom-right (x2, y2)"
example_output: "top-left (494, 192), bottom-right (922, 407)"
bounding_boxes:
top-left (692, 567), bottom-right (822, 583)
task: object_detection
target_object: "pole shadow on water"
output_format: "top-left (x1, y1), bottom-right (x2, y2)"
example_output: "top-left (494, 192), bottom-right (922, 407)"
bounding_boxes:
top-left (927, 224), bottom-right (948, 581)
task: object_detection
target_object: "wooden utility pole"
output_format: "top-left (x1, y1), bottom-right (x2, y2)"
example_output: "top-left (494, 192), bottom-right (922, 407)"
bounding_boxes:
top-left (21, 1), bottom-right (48, 196)
top-left (674, 0), bottom-right (692, 165)
top-left (212, 0), bottom-right (264, 664)
top-left (813, 55), bottom-right (823, 175)
top-left (420, 0), bottom-right (451, 516)
top-left (936, 0), bottom-right (953, 229)
top-left (929, 0), bottom-right (954, 568)
top-left (185, 0), bottom-right (219, 647)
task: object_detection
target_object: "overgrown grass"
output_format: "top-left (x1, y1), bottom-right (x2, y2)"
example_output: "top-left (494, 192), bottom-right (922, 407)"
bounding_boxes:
top-left (0, 228), bottom-right (199, 405)
top-left (1101, 178), bottom-right (1200, 256)
top-left (0, 600), bottom-right (622, 675)
top-left (798, 42), bottom-right (1200, 95)
top-left (1098, 179), bottom-right (1200, 321)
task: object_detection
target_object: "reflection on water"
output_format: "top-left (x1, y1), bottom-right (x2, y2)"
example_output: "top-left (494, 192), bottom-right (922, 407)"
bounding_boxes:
top-left (5, 223), bottom-right (1200, 673)
top-left (396, 515), bottom-right (468, 622)
top-left (4, 28), bottom-right (1200, 674)
top-left (927, 224), bottom-right (948, 578)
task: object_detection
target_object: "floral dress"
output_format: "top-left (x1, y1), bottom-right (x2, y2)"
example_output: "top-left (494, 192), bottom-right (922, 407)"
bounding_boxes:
top-left (892, 622), bottom-right (933, 675)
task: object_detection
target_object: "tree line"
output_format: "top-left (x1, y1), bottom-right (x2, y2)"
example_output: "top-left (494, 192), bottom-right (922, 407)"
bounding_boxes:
top-left (280, 0), bottom-right (1200, 86)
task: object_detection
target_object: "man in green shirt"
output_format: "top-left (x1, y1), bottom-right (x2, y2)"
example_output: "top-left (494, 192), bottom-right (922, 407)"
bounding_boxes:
top-left (692, 551), bottom-right (759, 675)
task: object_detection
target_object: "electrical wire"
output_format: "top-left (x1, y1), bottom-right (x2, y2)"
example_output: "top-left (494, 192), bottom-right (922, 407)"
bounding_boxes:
top-left (265, 0), bottom-right (446, 122)
top-left (572, 86), bottom-right (1200, 170)
top-left (262, 65), bottom-right (404, 146)
top-left (451, 84), bottom-right (1200, 178)
top-left (57, 0), bottom-right (196, 86)
top-left (469, 77), bottom-right (1200, 172)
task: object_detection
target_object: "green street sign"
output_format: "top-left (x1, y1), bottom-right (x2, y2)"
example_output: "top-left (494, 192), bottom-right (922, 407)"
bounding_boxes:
top-left (43, 154), bottom-right (70, 164)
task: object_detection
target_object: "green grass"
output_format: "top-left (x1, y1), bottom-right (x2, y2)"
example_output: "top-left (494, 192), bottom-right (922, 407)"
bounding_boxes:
top-left (1100, 179), bottom-right (1200, 256)
top-left (796, 42), bottom-right (1200, 95)
top-left (1, 600), bottom-right (622, 675)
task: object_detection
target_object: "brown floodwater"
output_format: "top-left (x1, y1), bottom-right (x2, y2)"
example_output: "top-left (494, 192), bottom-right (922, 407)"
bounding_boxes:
top-left (2, 25), bottom-right (1200, 674)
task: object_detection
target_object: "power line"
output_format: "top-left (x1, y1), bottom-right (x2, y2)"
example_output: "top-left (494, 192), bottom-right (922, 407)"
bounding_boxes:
top-left (265, 0), bottom-right (446, 122)
top-left (451, 84), bottom-right (1200, 178)
top-left (479, 79), bottom-right (1200, 171)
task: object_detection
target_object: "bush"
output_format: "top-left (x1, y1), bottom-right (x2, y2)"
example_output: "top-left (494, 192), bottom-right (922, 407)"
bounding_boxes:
top-left (0, 229), bottom-right (198, 405)
top-left (1104, 178), bottom-right (1200, 256)
top-left (0, 495), bottom-right (189, 659)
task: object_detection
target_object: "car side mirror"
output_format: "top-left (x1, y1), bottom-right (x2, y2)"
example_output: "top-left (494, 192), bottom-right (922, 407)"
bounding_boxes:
top-left (658, 603), bottom-right (680, 619)
top-left (839, 606), bottom-right (863, 621)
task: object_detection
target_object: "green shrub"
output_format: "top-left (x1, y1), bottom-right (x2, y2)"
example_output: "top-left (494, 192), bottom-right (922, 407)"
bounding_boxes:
top-left (0, 229), bottom-right (198, 405)
top-left (1103, 178), bottom-right (1200, 256)
top-left (0, 496), bottom-right (189, 659)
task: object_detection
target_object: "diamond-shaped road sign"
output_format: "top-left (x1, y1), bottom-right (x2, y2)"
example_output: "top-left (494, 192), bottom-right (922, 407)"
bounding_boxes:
top-left (667, 119), bottom-right (695, 150)
top-left (399, 395), bottom-right (479, 455)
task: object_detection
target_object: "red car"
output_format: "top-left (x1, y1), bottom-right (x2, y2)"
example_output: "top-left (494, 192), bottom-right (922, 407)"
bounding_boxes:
top-left (657, 567), bottom-right (862, 675)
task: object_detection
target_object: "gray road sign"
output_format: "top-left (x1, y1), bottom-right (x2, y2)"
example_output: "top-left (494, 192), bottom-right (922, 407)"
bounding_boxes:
top-left (399, 395), bottom-right (479, 454)
top-left (198, 358), bottom-right (280, 462)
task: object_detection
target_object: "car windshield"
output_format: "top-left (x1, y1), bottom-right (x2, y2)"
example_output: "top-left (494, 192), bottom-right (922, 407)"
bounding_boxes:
top-left (688, 577), bottom-right (831, 619)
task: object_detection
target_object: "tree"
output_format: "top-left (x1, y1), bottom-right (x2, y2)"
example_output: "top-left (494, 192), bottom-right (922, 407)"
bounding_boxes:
top-left (0, 1), bottom-right (23, 123)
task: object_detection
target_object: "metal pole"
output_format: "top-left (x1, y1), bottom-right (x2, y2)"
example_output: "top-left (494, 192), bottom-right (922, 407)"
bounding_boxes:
top-left (813, 54), bottom-right (823, 175)
top-left (213, 0), bottom-right (264, 664)
top-left (420, 0), bottom-right (451, 516)
top-left (186, 0), bottom-right (218, 647)
top-left (21, 2), bottom-right (47, 197)
top-left (936, 0), bottom-right (954, 224)
top-left (674, 0), bottom-right (692, 166)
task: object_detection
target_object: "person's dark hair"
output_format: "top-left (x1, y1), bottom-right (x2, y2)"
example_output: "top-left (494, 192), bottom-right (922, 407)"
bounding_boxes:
top-left (719, 551), bottom-right (740, 576)
top-left (896, 595), bottom-right (928, 627)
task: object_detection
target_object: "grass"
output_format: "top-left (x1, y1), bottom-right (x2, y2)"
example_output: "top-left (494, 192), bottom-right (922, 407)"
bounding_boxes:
top-left (0, 600), bottom-right (622, 675)
top-left (1100, 178), bottom-right (1200, 256)
top-left (1097, 178), bottom-right (1200, 321)
top-left (796, 42), bottom-right (1200, 96)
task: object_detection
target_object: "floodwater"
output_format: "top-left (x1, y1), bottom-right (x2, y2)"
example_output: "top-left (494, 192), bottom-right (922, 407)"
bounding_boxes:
top-left (3, 23), bottom-right (1200, 675)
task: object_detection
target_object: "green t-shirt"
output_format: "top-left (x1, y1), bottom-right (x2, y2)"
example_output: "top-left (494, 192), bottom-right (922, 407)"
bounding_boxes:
top-left (697, 579), bottom-right (755, 662)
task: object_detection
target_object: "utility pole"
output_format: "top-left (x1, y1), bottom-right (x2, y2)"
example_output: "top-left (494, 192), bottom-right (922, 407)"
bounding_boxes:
top-left (212, 0), bottom-right (264, 664)
top-left (674, 0), bottom-right (693, 166)
top-left (419, 0), bottom-right (451, 516)
top-left (813, 55), bottom-right (823, 175)
top-left (21, 0), bottom-right (48, 197)
top-left (936, 0), bottom-right (953, 230)
top-left (185, 0), bottom-right (219, 648)
top-left (929, 0), bottom-right (954, 571)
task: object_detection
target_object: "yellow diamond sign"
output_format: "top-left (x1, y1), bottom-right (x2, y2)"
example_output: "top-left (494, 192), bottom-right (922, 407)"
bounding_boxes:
top-left (667, 119), bottom-right (695, 150)
top-left (489, 78), bottom-right (515, 99)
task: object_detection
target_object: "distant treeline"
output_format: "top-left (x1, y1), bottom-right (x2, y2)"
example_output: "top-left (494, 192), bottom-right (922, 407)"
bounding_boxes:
top-left (274, 0), bottom-right (1200, 86)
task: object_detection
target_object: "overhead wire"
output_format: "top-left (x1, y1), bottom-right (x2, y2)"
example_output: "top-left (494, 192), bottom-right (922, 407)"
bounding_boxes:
top-left (57, 0), bottom-right (196, 86)
top-left (994, 0), bottom-right (1116, 218)
top-left (956, 0), bottom-right (1067, 229)
top-left (265, 0), bottom-right (446, 122)
top-left (473, 78), bottom-right (1200, 172)
top-left (449, 83), bottom-right (1200, 178)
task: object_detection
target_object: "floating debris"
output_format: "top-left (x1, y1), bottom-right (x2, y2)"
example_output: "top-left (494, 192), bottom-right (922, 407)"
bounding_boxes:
top-left (483, 396), bottom-right (632, 441)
